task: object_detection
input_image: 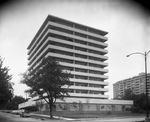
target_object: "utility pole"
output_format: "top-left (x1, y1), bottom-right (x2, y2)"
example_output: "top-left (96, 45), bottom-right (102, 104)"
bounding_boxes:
top-left (127, 50), bottom-right (150, 121)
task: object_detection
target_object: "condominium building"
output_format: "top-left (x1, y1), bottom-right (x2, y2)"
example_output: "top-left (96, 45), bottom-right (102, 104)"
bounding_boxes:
top-left (27, 15), bottom-right (109, 100)
top-left (113, 73), bottom-right (150, 99)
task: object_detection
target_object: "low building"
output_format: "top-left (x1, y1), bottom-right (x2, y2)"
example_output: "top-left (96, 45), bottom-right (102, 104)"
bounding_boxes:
top-left (19, 97), bottom-right (133, 114)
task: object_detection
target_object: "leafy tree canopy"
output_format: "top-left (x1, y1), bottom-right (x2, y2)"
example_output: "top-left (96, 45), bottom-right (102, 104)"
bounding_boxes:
top-left (119, 88), bottom-right (150, 112)
top-left (0, 56), bottom-right (13, 108)
top-left (21, 57), bottom-right (71, 118)
top-left (121, 88), bottom-right (134, 100)
top-left (6, 95), bottom-right (26, 110)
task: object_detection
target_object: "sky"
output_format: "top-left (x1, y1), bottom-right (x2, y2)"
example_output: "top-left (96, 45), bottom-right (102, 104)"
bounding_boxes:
top-left (0, 0), bottom-right (150, 99)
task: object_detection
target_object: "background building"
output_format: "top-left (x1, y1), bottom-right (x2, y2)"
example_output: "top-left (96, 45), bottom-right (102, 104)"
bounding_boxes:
top-left (27, 15), bottom-right (109, 100)
top-left (113, 73), bottom-right (150, 99)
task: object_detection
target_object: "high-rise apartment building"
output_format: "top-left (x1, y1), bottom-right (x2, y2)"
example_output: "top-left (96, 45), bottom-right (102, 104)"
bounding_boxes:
top-left (113, 73), bottom-right (150, 99)
top-left (27, 15), bottom-right (109, 100)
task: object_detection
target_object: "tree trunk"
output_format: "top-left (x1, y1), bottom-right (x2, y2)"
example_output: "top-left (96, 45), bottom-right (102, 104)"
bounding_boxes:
top-left (49, 103), bottom-right (53, 119)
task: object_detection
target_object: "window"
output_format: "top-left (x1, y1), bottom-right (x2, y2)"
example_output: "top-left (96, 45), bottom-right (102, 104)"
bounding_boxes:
top-left (89, 63), bottom-right (104, 68)
top-left (75, 75), bottom-right (88, 80)
top-left (89, 84), bottom-right (104, 88)
top-left (51, 26), bottom-right (73, 34)
top-left (89, 84), bottom-right (100, 88)
top-left (75, 47), bottom-right (87, 52)
top-left (55, 50), bottom-right (73, 56)
top-left (75, 24), bottom-right (87, 31)
top-left (75, 39), bottom-right (87, 45)
top-left (53, 19), bottom-right (73, 27)
top-left (89, 77), bottom-right (103, 81)
top-left (69, 75), bottom-right (74, 78)
top-left (89, 91), bottom-right (101, 94)
top-left (76, 90), bottom-right (88, 94)
top-left (75, 83), bottom-right (88, 87)
top-left (89, 36), bottom-right (104, 42)
top-left (75, 54), bottom-right (87, 59)
top-left (88, 42), bottom-right (106, 49)
top-left (75, 32), bottom-right (87, 38)
top-left (50, 41), bottom-right (73, 49)
top-left (89, 49), bottom-right (104, 55)
top-left (56, 58), bottom-right (73, 64)
top-left (67, 89), bottom-right (74, 93)
top-left (88, 28), bottom-right (105, 36)
top-left (89, 70), bottom-right (104, 75)
top-left (61, 66), bottom-right (73, 71)
top-left (75, 61), bottom-right (87, 66)
top-left (75, 68), bottom-right (87, 73)
top-left (67, 38), bottom-right (74, 42)
top-left (89, 56), bottom-right (103, 62)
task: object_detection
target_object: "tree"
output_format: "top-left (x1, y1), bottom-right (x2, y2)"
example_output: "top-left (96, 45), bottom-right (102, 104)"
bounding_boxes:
top-left (0, 56), bottom-right (13, 109)
top-left (134, 93), bottom-right (150, 111)
top-left (120, 88), bottom-right (150, 112)
top-left (35, 100), bottom-right (44, 111)
top-left (6, 95), bottom-right (26, 110)
top-left (21, 57), bottom-right (71, 119)
top-left (121, 88), bottom-right (134, 100)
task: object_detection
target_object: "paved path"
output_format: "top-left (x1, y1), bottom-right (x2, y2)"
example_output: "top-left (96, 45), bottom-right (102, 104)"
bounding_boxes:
top-left (79, 117), bottom-right (145, 122)
top-left (31, 113), bottom-right (146, 122)
top-left (31, 113), bottom-right (76, 120)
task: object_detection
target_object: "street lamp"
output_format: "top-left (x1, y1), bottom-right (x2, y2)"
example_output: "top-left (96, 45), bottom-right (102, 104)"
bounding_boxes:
top-left (126, 50), bottom-right (150, 119)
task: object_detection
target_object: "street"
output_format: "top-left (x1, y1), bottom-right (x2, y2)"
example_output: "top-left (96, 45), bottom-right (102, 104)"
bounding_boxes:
top-left (0, 112), bottom-right (38, 122)
top-left (0, 111), bottom-right (146, 122)
top-left (0, 112), bottom-right (54, 122)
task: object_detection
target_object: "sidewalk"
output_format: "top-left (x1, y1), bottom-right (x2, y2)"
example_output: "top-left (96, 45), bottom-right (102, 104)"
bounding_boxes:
top-left (80, 113), bottom-right (145, 121)
top-left (30, 113), bottom-right (146, 122)
top-left (31, 114), bottom-right (145, 122)
top-left (30, 113), bottom-right (77, 121)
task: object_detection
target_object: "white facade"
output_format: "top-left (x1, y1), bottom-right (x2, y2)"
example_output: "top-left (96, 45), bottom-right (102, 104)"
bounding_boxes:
top-left (27, 15), bottom-right (109, 100)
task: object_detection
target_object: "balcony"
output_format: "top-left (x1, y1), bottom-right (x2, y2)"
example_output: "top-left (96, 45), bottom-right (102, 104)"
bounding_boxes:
top-left (70, 78), bottom-right (109, 86)
top-left (47, 21), bottom-right (108, 41)
top-left (63, 85), bottom-right (109, 92)
top-left (68, 93), bottom-right (109, 99)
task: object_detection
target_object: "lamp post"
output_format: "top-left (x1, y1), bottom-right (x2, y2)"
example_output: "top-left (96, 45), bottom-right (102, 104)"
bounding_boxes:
top-left (126, 50), bottom-right (150, 119)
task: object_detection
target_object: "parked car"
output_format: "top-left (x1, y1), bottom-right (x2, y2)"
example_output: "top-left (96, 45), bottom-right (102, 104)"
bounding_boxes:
top-left (20, 111), bottom-right (30, 117)
top-left (12, 109), bottom-right (24, 115)
top-left (5, 110), bottom-right (12, 113)
top-left (12, 110), bottom-right (17, 114)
